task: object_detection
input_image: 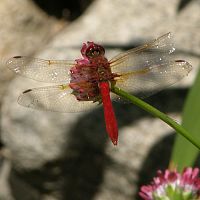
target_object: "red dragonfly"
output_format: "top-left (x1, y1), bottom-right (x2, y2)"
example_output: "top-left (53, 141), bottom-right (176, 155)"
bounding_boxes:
top-left (6, 33), bottom-right (192, 145)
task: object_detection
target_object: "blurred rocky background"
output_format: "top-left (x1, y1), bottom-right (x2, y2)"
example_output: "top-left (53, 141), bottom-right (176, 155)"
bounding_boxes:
top-left (0, 0), bottom-right (200, 199)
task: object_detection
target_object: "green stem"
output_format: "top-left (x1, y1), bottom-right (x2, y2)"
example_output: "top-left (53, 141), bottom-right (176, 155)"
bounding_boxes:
top-left (111, 86), bottom-right (200, 150)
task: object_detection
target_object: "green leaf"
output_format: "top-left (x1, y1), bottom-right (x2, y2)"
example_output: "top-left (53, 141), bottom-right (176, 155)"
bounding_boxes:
top-left (170, 65), bottom-right (200, 171)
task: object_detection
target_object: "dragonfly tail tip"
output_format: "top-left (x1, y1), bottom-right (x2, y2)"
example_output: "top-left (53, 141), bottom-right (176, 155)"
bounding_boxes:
top-left (112, 139), bottom-right (118, 146)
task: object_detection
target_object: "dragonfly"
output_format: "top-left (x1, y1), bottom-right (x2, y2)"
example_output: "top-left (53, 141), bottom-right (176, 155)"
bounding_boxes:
top-left (6, 32), bottom-right (192, 145)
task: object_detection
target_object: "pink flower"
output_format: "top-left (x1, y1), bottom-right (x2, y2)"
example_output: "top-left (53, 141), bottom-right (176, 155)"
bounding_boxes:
top-left (139, 167), bottom-right (200, 200)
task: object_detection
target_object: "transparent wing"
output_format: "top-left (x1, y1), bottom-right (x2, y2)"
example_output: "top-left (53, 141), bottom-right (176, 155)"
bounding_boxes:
top-left (113, 60), bottom-right (192, 98)
top-left (7, 56), bottom-right (75, 83)
top-left (109, 32), bottom-right (175, 74)
top-left (109, 32), bottom-right (192, 98)
top-left (18, 85), bottom-right (100, 112)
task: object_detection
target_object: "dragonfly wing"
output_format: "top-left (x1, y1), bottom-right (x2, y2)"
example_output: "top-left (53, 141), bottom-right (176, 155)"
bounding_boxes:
top-left (109, 32), bottom-right (192, 98)
top-left (18, 85), bottom-right (100, 112)
top-left (113, 60), bottom-right (192, 98)
top-left (109, 32), bottom-right (175, 74)
top-left (7, 56), bottom-right (75, 83)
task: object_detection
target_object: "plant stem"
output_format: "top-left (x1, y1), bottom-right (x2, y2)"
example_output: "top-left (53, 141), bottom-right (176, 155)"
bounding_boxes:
top-left (111, 86), bottom-right (200, 150)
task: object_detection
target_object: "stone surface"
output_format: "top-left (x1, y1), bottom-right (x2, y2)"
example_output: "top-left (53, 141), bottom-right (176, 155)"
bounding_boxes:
top-left (0, 0), bottom-right (63, 199)
top-left (0, 160), bottom-right (13, 200)
top-left (0, 0), bottom-right (63, 99)
top-left (1, 0), bottom-right (200, 199)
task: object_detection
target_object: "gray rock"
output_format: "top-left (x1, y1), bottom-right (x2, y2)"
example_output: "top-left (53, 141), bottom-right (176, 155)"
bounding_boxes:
top-left (0, 0), bottom-right (62, 99)
top-left (1, 0), bottom-right (200, 199)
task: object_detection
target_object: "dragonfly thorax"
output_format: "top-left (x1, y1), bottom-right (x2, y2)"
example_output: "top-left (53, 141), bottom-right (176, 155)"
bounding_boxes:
top-left (69, 53), bottom-right (117, 102)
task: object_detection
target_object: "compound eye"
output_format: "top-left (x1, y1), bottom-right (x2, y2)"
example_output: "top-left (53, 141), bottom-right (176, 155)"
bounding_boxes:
top-left (86, 45), bottom-right (105, 58)
top-left (86, 48), bottom-right (99, 58)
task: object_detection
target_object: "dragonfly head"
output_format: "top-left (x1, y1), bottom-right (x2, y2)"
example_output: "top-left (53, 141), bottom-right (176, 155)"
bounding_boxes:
top-left (81, 41), bottom-right (105, 60)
